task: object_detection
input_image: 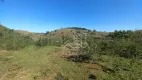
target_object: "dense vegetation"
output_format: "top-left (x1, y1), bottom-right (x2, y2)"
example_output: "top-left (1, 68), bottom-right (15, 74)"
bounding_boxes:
top-left (86, 30), bottom-right (142, 59)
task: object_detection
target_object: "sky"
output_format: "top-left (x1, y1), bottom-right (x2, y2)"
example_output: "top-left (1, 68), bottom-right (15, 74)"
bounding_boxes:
top-left (0, 0), bottom-right (142, 32)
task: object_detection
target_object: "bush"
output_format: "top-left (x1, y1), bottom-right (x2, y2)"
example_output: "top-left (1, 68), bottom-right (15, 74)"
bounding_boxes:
top-left (0, 34), bottom-right (34, 50)
top-left (132, 30), bottom-right (142, 44)
top-left (35, 38), bottom-right (62, 47)
top-left (55, 72), bottom-right (68, 80)
top-left (108, 30), bottom-right (133, 39)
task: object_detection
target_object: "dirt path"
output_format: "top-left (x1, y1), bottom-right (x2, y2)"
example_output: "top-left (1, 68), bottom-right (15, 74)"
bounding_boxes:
top-left (0, 50), bottom-right (9, 54)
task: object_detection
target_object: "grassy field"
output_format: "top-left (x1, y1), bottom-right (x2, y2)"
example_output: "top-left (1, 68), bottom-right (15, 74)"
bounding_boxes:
top-left (0, 46), bottom-right (142, 80)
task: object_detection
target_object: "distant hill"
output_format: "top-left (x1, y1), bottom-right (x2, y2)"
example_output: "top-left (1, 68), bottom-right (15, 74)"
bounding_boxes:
top-left (43, 27), bottom-right (109, 41)
top-left (14, 30), bottom-right (44, 41)
top-left (0, 25), bottom-right (109, 41)
top-left (44, 28), bottom-right (77, 40)
top-left (0, 25), bottom-right (109, 49)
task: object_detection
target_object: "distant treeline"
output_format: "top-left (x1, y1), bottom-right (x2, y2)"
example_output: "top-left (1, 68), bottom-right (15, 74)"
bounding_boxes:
top-left (67, 27), bottom-right (89, 30)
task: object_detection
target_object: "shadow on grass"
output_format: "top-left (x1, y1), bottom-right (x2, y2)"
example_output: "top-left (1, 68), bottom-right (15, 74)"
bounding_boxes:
top-left (66, 54), bottom-right (91, 63)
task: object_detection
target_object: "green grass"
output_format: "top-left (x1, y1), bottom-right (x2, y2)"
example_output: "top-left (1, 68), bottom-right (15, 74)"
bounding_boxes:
top-left (0, 46), bottom-right (142, 80)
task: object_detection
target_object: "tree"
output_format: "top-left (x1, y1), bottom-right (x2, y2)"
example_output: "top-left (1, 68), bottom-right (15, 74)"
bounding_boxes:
top-left (45, 31), bottom-right (50, 35)
top-left (108, 30), bottom-right (133, 39)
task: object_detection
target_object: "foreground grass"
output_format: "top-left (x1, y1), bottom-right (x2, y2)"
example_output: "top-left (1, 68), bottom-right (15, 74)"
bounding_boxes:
top-left (0, 46), bottom-right (90, 80)
top-left (0, 46), bottom-right (142, 80)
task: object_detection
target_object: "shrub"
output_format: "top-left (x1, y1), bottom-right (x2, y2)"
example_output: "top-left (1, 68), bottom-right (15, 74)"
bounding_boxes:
top-left (132, 30), bottom-right (142, 44)
top-left (55, 72), bottom-right (68, 80)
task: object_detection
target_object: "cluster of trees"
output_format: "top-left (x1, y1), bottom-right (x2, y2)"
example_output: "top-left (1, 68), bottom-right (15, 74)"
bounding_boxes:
top-left (84, 30), bottom-right (142, 60)
top-left (108, 30), bottom-right (133, 39)
top-left (67, 27), bottom-right (89, 30)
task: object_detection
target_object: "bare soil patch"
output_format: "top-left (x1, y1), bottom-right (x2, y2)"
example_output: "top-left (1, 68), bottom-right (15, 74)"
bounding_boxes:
top-left (0, 50), bottom-right (9, 54)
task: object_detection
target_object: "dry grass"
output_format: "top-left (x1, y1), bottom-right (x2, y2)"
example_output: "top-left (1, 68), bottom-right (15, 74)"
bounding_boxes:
top-left (0, 46), bottom-right (141, 80)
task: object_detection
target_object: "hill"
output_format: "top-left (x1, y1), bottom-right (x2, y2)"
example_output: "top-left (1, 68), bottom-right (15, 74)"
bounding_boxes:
top-left (43, 28), bottom-right (109, 41)
top-left (11, 26), bottom-right (109, 42)
top-left (14, 30), bottom-right (44, 41)
top-left (0, 25), bottom-right (34, 50)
